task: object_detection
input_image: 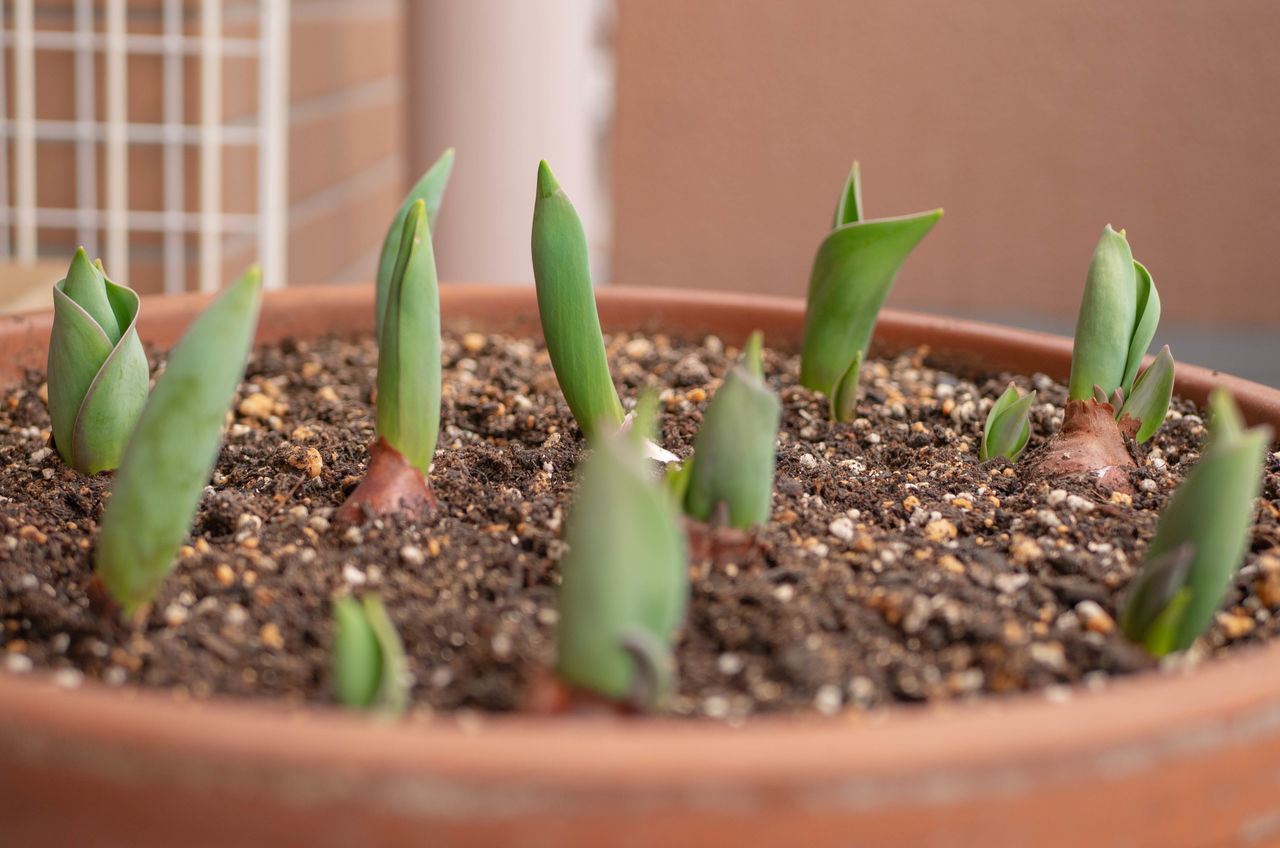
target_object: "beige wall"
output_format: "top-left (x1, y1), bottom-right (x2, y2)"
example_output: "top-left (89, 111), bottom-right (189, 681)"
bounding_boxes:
top-left (612, 0), bottom-right (1280, 325)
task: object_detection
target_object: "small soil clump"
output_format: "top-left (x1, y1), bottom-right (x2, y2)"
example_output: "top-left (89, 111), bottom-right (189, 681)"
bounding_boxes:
top-left (2, 330), bottom-right (1278, 720)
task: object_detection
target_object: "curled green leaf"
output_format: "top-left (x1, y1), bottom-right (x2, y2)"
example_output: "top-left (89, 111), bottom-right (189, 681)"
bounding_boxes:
top-left (981, 382), bottom-right (1035, 462)
top-left (1119, 388), bottom-right (1271, 655)
top-left (47, 248), bottom-right (149, 474)
top-left (556, 422), bottom-right (688, 710)
top-left (376, 198), bottom-right (441, 475)
top-left (1117, 345), bottom-right (1175, 444)
top-left (333, 594), bottom-right (409, 713)
top-left (531, 160), bottom-right (624, 439)
top-left (1068, 226), bottom-right (1161, 403)
top-left (376, 148), bottom-right (454, 342)
top-left (94, 267), bottom-right (263, 614)
top-left (682, 331), bottom-right (780, 529)
top-left (800, 163), bottom-right (942, 421)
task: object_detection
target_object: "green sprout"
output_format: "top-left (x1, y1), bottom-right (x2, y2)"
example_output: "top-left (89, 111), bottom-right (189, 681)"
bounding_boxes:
top-left (376, 147), bottom-right (454, 343)
top-left (46, 248), bottom-right (149, 474)
top-left (800, 163), bottom-right (943, 421)
top-left (556, 394), bottom-right (689, 710)
top-left (333, 593), bottom-right (409, 713)
top-left (95, 267), bottom-right (263, 614)
top-left (338, 198), bottom-right (442, 522)
top-left (1068, 225), bottom-right (1173, 441)
top-left (531, 159), bottom-right (624, 440)
top-left (669, 331), bottom-right (780, 529)
top-left (981, 381), bottom-right (1035, 462)
top-left (1120, 388), bottom-right (1271, 656)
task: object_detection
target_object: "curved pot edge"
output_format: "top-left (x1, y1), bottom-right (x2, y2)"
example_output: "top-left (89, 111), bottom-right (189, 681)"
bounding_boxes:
top-left (3, 282), bottom-right (1280, 826)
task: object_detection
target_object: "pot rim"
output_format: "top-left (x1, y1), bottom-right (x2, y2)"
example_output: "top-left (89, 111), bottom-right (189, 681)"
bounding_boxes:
top-left (2, 282), bottom-right (1279, 801)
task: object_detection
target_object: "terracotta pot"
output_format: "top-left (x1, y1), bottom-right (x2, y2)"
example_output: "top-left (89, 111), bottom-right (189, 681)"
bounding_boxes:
top-left (2, 284), bottom-right (1279, 847)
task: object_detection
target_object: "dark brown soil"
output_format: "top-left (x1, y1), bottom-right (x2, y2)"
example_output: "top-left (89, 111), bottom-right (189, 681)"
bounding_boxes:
top-left (2, 329), bottom-right (1279, 720)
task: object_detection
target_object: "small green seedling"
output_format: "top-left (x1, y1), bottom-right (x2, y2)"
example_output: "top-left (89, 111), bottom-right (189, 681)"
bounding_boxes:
top-left (800, 163), bottom-right (942, 421)
top-left (332, 593), bottom-right (409, 713)
top-left (981, 382), bottom-right (1035, 462)
top-left (46, 248), bottom-right (149, 474)
top-left (1068, 225), bottom-right (1173, 442)
top-left (95, 267), bottom-right (262, 614)
top-left (338, 198), bottom-right (442, 522)
top-left (670, 331), bottom-right (780, 529)
top-left (376, 148), bottom-right (454, 343)
top-left (531, 159), bottom-right (624, 440)
top-left (556, 395), bottom-right (689, 710)
top-left (1120, 388), bottom-right (1271, 656)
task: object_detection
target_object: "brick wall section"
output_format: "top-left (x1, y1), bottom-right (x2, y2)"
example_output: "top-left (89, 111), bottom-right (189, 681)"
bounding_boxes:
top-left (10, 0), bottom-right (406, 293)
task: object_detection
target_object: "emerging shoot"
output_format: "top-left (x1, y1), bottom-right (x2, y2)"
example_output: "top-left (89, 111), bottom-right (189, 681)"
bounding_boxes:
top-left (46, 248), bottom-right (149, 474)
top-left (673, 331), bottom-right (780, 529)
top-left (981, 382), bottom-right (1035, 462)
top-left (1120, 389), bottom-right (1271, 656)
top-left (376, 148), bottom-right (454, 343)
top-left (531, 159), bottom-right (625, 439)
top-left (95, 267), bottom-right (263, 614)
top-left (339, 198), bottom-right (442, 523)
top-left (800, 162), bottom-right (942, 421)
top-left (333, 593), bottom-right (409, 714)
top-left (556, 399), bottom-right (689, 711)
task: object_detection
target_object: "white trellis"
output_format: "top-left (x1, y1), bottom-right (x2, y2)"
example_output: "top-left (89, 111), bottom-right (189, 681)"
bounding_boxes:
top-left (0, 0), bottom-right (289, 293)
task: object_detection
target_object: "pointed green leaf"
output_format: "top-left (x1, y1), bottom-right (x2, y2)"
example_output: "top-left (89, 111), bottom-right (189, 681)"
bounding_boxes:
top-left (531, 159), bottom-right (624, 439)
top-left (1068, 225), bottom-right (1138, 400)
top-left (556, 425), bottom-right (688, 706)
top-left (740, 329), bottom-right (765, 379)
top-left (375, 199), bottom-right (441, 475)
top-left (1120, 389), bottom-right (1270, 654)
top-left (376, 148), bottom-right (454, 342)
top-left (95, 267), bottom-right (263, 614)
top-left (1121, 260), bottom-right (1160, 396)
top-left (1117, 345), bottom-right (1175, 444)
top-left (830, 350), bottom-right (863, 422)
top-left (61, 247), bottom-right (121, 343)
top-left (800, 168), bottom-right (941, 411)
top-left (1119, 541), bottom-right (1195, 648)
top-left (363, 594), bottom-right (409, 714)
top-left (47, 254), bottom-right (149, 473)
top-left (48, 284), bottom-right (115, 463)
top-left (831, 161), bottom-right (863, 228)
top-left (683, 357), bottom-right (781, 529)
top-left (981, 382), bottom-right (1035, 462)
top-left (333, 596), bottom-right (381, 708)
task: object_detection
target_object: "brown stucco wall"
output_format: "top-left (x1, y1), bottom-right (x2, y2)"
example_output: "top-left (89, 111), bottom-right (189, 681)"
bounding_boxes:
top-left (612, 0), bottom-right (1280, 325)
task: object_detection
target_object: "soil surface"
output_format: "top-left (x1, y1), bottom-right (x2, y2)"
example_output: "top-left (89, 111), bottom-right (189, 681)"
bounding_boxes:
top-left (2, 330), bottom-right (1279, 721)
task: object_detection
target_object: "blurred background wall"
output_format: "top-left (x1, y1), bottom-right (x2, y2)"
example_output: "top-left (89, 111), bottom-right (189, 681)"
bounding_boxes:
top-left (4, 1), bottom-right (1277, 384)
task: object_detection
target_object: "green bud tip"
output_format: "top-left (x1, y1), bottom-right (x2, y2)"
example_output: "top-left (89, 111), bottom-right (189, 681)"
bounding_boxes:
top-left (537, 159), bottom-right (560, 199)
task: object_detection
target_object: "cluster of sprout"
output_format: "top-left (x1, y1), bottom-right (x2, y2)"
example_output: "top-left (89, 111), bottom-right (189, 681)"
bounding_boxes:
top-left (43, 150), bottom-right (1273, 714)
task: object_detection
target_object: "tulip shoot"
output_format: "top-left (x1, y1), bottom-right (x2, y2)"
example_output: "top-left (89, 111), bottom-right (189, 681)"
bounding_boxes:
top-left (800, 163), bottom-right (942, 421)
top-left (1120, 389), bottom-right (1271, 655)
top-left (376, 148), bottom-right (454, 342)
top-left (531, 159), bottom-right (624, 439)
top-left (981, 382), bottom-right (1035, 462)
top-left (1117, 345), bottom-right (1175, 444)
top-left (47, 249), bottom-right (149, 474)
top-left (1068, 226), bottom-right (1164, 410)
top-left (95, 267), bottom-right (263, 614)
top-left (333, 594), bottom-right (409, 713)
top-left (556, 408), bottom-right (688, 710)
top-left (339, 199), bottom-right (441, 523)
top-left (678, 331), bottom-right (780, 529)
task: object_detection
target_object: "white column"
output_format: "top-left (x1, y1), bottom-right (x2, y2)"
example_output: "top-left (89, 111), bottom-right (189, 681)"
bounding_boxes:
top-left (199, 0), bottom-right (223, 293)
top-left (162, 0), bottom-right (184, 293)
top-left (406, 0), bottom-right (614, 284)
top-left (104, 0), bottom-right (129, 279)
top-left (13, 0), bottom-right (36, 262)
top-left (257, 0), bottom-right (289, 291)
top-left (73, 0), bottom-right (98, 257)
